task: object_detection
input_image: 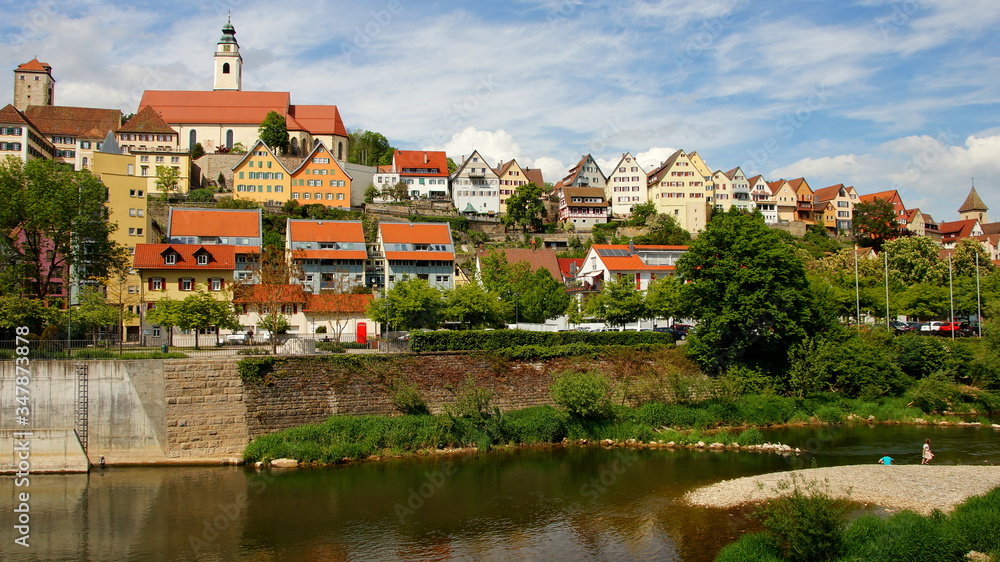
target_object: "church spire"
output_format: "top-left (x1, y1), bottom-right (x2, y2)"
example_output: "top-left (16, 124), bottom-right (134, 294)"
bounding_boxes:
top-left (959, 177), bottom-right (988, 224)
top-left (213, 17), bottom-right (242, 91)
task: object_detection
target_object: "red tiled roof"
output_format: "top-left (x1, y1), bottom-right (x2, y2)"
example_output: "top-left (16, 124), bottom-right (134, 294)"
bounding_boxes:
top-left (133, 244), bottom-right (237, 270)
top-left (939, 219), bottom-right (979, 241)
top-left (380, 223), bottom-right (452, 244)
top-left (288, 220), bottom-right (365, 243)
top-left (786, 177), bottom-right (810, 192)
top-left (523, 167), bottom-right (545, 187)
top-left (0, 104), bottom-right (29, 125)
top-left (562, 187), bottom-right (607, 207)
top-left (233, 284), bottom-right (306, 304)
top-left (767, 180), bottom-right (788, 195)
top-left (476, 248), bottom-right (562, 281)
top-left (287, 105), bottom-right (348, 137)
top-left (600, 255), bottom-right (677, 271)
top-left (16, 59), bottom-right (51, 72)
top-left (118, 105), bottom-right (176, 134)
top-left (169, 208), bottom-right (261, 238)
top-left (24, 106), bottom-right (121, 138)
top-left (393, 150), bottom-right (449, 177)
top-left (558, 258), bottom-right (584, 279)
top-left (304, 293), bottom-right (373, 313)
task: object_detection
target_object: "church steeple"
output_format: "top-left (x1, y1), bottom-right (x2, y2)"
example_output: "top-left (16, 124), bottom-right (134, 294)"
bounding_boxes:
top-left (959, 176), bottom-right (988, 224)
top-left (213, 15), bottom-right (242, 91)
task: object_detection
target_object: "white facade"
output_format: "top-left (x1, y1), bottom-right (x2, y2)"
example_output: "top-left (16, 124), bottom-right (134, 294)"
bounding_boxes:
top-left (605, 153), bottom-right (648, 217)
top-left (452, 150), bottom-right (500, 215)
top-left (748, 175), bottom-right (777, 223)
top-left (576, 244), bottom-right (686, 292)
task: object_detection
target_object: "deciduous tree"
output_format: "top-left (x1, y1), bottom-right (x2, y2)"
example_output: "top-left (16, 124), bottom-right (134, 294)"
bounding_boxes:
top-left (584, 277), bottom-right (647, 329)
top-left (258, 111), bottom-right (290, 154)
top-left (347, 130), bottom-right (395, 166)
top-left (853, 199), bottom-right (903, 252)
top-left (502, 182), bottom-right (547, 233)
top-left (367, 278), bottom-right (443, 330)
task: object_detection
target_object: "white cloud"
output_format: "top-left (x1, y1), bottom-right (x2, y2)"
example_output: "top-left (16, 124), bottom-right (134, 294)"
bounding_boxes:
top-left (770, 134), bottom-right (1000, 222)
top-left (527, 156), bottom-right (568, 186)
top-left (429, 127), bottom-right (522, 166)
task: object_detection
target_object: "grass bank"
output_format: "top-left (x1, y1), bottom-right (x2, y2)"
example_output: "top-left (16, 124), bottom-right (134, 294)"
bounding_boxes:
top-left (241, 393), bottom-right (980, 465)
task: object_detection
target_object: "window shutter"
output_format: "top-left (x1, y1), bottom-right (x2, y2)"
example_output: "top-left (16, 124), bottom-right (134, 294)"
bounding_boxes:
top-left (148, 278), bottom-right (154, 290)
top-left (178, 279), bottom-right (183, 290)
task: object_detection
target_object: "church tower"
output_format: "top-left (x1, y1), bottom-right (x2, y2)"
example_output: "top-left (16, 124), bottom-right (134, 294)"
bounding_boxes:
top-left (959, 181), bottom-right (988, 224)
top-left (13, 58), bottom-right (55, 111)
top-left (213, 16), bottom-right (242, 91)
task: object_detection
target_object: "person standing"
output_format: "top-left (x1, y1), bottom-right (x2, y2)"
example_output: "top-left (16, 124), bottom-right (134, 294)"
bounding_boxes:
top-left (922, 438), bottom-right (933, 464)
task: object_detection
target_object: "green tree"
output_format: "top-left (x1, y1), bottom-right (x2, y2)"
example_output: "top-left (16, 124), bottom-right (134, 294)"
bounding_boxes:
top-left (364, 183), bottom-right (379, 204)
top-left (0, 295), bottom-right (58, 334)
top-left (897, 283), bottom-right (949, 320)
top-left (584, 276), bottom-right (647, 329)
top-left (632, 213), bottom-right (692, 245)
top-left (853, 199), bottom-right (902, 252)
top-left (883, 236), bottom-right (945, 285)
top-left (0, 157), bottom-right (124, 301)
top-left (444, 282), bottom-right (504, 329)
top-left (155, 165), bottom-right (180, 198)
top-left (177, 289), bottom-right (240, 349)
top-left (347, 130), bottom-right (395, 166)
top-left (72, 287), bottom-right (122, 346)
top-left (381, 180), bottom-right (410, 203)
top-left (625, 201), bottom-right (656, 226)
top-left (230, 142), bottom-right (247, 155)
top-left (190, 143), bottom-right (205, 160)
top-left (645, 275), bottom-right (683, 323)
top-left (258, 111), bottom-right (290, 154)
top-left (502, 182), bottom-right (547, 232)
top-left (517, 268), bottom-right (570, 323)
top-left (446, 157), bottom-right (458, 174)
top-left (951, 238), bottom-right (995, 278)
top-left (367, 278), bottom-right (444, 330)
top-left (146, 298), bottom-right (181, 346)
top-left (677, 209), bottom-right (829, 375)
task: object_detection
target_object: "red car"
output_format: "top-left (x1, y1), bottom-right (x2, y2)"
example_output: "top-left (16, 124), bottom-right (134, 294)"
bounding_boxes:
top-left (937, 322), bottom-right (965, 336)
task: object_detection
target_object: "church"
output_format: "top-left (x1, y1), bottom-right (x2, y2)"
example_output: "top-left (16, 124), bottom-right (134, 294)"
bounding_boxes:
top-left (138, 17), bottom-right (349, 158)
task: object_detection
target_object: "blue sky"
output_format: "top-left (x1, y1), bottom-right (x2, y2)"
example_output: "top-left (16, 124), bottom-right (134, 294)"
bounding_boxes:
top-left (2, 0), bottom-right (999, 222)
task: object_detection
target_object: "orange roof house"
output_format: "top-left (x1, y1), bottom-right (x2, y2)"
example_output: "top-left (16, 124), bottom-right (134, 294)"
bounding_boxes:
top-left (576, 244), bottom-right (687, 292)
top-left (167, 208), bottom-right (262, 249)
top-left (376, 223), bottom-right (455, 290)
top-left (286, 219), bottom-right (368, 293)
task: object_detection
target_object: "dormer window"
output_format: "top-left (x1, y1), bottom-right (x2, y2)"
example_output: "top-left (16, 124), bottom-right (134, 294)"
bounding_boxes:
top-left (164, 253), bottom-right (177, 265)
top-left (197, 254), bottom-right (209, 265)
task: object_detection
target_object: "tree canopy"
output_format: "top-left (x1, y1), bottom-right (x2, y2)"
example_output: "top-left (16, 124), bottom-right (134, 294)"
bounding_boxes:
top-left (584, 276), bottom-right (647, 329)
top-left (853, 199), bottom-right (904, 252)
top-left (0, 157), bottom-right (125, 301)
top-left (502, 182), bottom-right (547, 233)
top-left (347, 130), bottom-right (395, 166)
top-left (677, 209), bottom-right (830, 374)
top-left (258, 111), bottom-right (290, 154)
top-left (367, 278), bottom-right (444, 330)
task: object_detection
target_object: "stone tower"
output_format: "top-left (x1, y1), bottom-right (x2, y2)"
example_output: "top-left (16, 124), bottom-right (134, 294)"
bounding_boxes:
top-left (13, 58), bottom-right (54, 111)
top-left (213, 16), bottom-right (242, 91)
top-left (959, 182), bottom-right (988, 224)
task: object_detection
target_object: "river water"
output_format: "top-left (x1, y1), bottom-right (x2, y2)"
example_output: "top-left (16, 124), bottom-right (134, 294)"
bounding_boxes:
top-left (3, 424), bottom-right (998, 561)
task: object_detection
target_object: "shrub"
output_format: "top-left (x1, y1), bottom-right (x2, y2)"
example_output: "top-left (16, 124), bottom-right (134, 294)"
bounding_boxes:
top-left (814, 405), bottom-right (845, 424)
top-left (907, 373), bottom-right (960, 413)
top-left (186, 188), bottom-right (216, 202)
top-left (503, 406), bottom-right (566, 444)
top-left (948, 486), bottom-right (1000, 554)
top-left (715, 532), bottom-right (784, 562)
top-left (390, 378), bottom-right (429, 415)
top-left (550, 370), bottom-right (612, 419)
top-left (752, 475), bottom-right (849, 561)
top-left (447, 376), bottom-right (493, 419)
top-left (736, 427), bottom-right (765, 446)
top-left (409, 329), bottom-right (674, 352)
top-left (893, 334), bottom-right (950, 378)
top-left (842, 511), bottom-right (967, 562)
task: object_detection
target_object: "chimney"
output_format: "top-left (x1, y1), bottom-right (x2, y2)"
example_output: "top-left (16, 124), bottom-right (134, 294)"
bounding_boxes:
top-left (570, 262), bottom-right (578, 276)
top-left (424, 152), bottom-right (429, 164)
top-left (629, 240), bottom-right (635, 254)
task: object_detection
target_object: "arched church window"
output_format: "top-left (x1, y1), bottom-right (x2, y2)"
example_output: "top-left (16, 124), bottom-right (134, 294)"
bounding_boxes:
top-left (338, 142), bottom-right (343, 160)
top-left (223, 62), bottom-right (231, 74)
top-left (226, 129), bottom-right (234, 149)
top-left (189, 130), bottom-right (197, 148)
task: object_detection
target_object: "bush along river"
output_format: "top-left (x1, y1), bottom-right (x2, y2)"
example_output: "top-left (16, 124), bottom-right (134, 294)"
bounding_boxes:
top-left (3, 423), bottom-right (999, 561)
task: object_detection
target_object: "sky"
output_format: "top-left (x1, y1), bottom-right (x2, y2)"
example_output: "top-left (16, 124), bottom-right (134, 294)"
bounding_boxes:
top-left (2, 0), bottom-right (999, 222)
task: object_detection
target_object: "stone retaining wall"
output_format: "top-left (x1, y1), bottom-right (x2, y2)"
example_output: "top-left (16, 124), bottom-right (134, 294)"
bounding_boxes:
top-left (163, 359), bottom-right (247, 457)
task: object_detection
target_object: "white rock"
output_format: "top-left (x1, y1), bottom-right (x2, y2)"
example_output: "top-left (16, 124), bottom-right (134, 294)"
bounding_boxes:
top-left (270, 458), bottom-right (299, 468)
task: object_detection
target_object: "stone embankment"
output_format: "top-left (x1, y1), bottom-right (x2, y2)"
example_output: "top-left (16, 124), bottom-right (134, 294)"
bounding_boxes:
top-left (685, 465), bottom-right (1000, 514)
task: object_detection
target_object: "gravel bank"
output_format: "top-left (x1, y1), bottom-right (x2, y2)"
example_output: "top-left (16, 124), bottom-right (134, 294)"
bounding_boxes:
top-left (685, 465), bottom-right (1000, 514)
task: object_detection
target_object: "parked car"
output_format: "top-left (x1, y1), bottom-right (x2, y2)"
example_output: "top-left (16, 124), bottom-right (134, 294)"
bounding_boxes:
top-left (962, 323), bottom-right (981, 337)
top-left (919, 321), bottom-right (945, 333)
top-left (936, 322), bottom-right (964, 336)
top-left (225, 329), bottom-right (272, 345)
top-left (890, 321), bottom-right (915, 333)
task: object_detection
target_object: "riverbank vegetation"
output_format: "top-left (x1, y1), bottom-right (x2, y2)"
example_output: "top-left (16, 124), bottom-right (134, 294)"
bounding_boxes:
top-left (716, 478), bottom-right (1000, 562)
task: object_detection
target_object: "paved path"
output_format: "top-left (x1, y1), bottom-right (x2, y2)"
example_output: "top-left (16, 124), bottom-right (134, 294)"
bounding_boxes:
top-left (684, 465), bottom-right (1000, 514)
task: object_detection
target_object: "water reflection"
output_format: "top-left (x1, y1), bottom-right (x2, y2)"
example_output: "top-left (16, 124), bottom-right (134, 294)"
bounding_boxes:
top-left (2, 424), bottom-right (998, 561)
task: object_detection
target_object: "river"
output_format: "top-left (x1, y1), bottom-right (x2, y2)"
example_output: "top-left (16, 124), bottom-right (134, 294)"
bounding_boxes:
top-left (3, 423), bottom-right (998, 561)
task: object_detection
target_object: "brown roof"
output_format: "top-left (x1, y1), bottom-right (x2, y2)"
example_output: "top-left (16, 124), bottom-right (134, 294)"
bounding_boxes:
top-left (939, 219), bottom-right (979, 241)
top-left (562, 187), bottom-right (607, 207)
top-left (647, 149), bottom-right (685, 184)
top-left (393, 150), bottom-right (449, 177)
top-left (959, 186), bottom-right (988, 213)
top-left (476, 248), bottom-right (562, 281)
top-left (133, 244), bottom-right (237, 270)
top-left (16, 58), bottom-right (51, 73)
top-left (767, 180), bottom-right (789, 195)
top-left (524, 167), bottom-right (545, 187)
top-left (0, 104), bottom-right (29, 125)
top-left (786, 177), bottom-right (811, 192)
top-left (980, 222), bottom-right (1000, 236)
top-left (558, 258), bottom-right (584, 280)
top-left (812, 184), bottom-right (846, 203)
top-left (118, 105), bottom-right (177, 134)
top-left (23, 106), bottom-right (121, 138)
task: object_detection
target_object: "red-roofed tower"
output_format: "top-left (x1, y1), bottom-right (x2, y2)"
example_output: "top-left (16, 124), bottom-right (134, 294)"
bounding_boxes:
top-left (13, 58), bottom-right (54, 111)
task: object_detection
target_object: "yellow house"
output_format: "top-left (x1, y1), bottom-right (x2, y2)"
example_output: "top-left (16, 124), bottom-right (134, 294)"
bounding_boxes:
top-left (767, 180), bottom-right (798, 223)
top-left (787, 178), bottom-right (814, 223)
top-left (289, 141), bottom-right (352, 207)
top-left (133, 243), bottom-right (239, 343)
top-left (647, 149), bottom-right (709, 233)
top-left (115, 106), bottom-right (191, 195)
top-left (231, 140), bottom-right (293, 205)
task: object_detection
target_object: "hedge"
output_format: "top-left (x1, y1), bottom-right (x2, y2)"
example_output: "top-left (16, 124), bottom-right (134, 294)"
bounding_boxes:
top-left (408, 329), bottom-right (674, 352)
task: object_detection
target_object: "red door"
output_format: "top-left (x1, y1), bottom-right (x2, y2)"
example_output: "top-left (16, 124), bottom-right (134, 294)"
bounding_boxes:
top-left (357, 322), bottom-right (367, 344)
